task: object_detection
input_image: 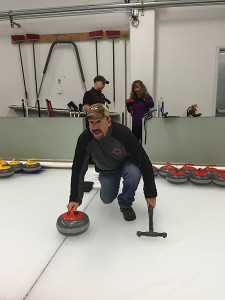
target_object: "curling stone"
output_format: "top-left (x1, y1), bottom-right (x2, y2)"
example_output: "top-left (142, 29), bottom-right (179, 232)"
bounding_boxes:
top-left (8, 158), bottom-right (23, 172)
top-left (23, 158), bottom-right (41, 173)
top-left (152, 165), bottom-right (158, 177)
top-left (166, 168), bottom-right (189, 184)
top-left (203, 164), bottom-right (218, 176)
top-left (0, 163), bottom-right (14, 178)
top-left (180, 163), bottom-right (196, 174)
top-left (159, 162), bottom-right (176, 177)
top-left (0, 158), bottom-right (9, 165)
top-left (212, 170), bottom-right (225, 187)
top-left (189, 168), bottom-right (211, 185)
top-left (56, 210), bottom-right (90, 236)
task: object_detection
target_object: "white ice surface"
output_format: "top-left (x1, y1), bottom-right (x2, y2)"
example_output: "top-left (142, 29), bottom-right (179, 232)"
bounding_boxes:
top-left (0, 168), bottom-right (98, 300)
top-left (0, 169), bottom-right (225, 300)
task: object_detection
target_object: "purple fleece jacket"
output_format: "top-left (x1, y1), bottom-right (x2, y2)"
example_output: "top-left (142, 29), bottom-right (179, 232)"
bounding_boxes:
top-left (132, 96), bottom-right (154, 127)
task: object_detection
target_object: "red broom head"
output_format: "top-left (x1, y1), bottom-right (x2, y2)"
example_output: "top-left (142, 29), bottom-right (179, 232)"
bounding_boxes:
top-left (26, 34), bottom-right (40, 41)
top-left (11, 35), bottom-right (25, 42)
top-left (89, 30), bottom-right (103, 38)
top-left (126, 99), bottom-right (135, 103)
top-left (106, 30), bottom-right (120, 37)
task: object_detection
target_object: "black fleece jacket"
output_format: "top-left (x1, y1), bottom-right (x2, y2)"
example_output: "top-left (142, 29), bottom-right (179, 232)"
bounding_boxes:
top-left (69, 121), bottom-right (157, 204)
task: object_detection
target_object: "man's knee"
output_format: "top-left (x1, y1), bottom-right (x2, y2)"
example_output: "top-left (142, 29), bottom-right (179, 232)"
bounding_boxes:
top-left (123, 162), bottom-right (141, 181)
top-left (100, 194), bottom-right (115, 205)
top-left (101, 197), bottom-right (114, 204)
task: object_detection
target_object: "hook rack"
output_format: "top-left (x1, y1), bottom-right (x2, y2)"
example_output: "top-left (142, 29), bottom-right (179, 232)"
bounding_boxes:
top-left (11, 30), bottom-right (130, 44)
top-left (9, 11), bottom-right (21, 28)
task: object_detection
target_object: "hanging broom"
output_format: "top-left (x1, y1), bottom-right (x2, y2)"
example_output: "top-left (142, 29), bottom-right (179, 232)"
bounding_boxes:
top-left (11, 34), bottom-right (29, 117)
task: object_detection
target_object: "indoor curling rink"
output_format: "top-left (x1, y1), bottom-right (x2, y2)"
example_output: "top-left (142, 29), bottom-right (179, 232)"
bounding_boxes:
top-left (1, 164), bottom-right (225, 300)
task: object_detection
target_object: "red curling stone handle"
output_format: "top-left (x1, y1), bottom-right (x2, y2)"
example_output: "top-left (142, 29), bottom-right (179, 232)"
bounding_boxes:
top-left (62, 210), bottom-right (84, 221)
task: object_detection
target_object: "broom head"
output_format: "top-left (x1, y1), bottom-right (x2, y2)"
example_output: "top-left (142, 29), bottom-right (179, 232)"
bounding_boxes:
top-left (106, 30), bottom-right (120, 37)
top-left (89, 30), bottom-right (103, 38)
top-left (11, 35), bottom-right (25, 42)
top-left (26, 34), bottom-right (40, 41)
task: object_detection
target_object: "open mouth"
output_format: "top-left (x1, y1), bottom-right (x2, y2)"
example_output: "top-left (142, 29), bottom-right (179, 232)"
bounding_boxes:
top-left (92, 130), bottom-right (102, 136)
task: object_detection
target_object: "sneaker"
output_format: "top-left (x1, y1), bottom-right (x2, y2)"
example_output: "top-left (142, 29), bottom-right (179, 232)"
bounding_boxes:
top-left (120, 207), bottom-right (136, 221)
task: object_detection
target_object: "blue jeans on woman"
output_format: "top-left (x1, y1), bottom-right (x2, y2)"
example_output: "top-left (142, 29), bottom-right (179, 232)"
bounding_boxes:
top-left (98, 160), bottom-right (141, 208)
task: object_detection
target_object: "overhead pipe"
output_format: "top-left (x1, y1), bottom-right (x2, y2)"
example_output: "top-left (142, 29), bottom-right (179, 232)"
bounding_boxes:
top-left (1, 0), bottom-right (225, 21)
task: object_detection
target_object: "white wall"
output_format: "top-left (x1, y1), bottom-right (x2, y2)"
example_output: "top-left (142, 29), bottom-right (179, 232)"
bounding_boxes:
top-left (0, 5), bottom-right (130, 118)
top-left (128, 9), bottom-right (156, 126)
top-left (155, 5), bottom-right (225, 117)
top-left (130, 10), bottom-right (155, 94)
top-left (1, 2), bottom-right (225, 118)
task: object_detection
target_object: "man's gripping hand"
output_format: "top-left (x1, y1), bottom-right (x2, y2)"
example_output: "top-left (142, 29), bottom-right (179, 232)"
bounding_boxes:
top-left (67, 202), bottom-right (80, 212)
top-left (146, 198), bottom-right (156, 208)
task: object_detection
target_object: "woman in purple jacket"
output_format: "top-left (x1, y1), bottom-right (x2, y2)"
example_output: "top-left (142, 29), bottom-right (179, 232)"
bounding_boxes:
top-left (126, 80), bottom-right (154, 142)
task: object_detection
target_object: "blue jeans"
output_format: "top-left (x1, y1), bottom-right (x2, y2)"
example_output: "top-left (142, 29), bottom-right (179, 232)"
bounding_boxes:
top-left (98, 160), bottom-right (141, 208)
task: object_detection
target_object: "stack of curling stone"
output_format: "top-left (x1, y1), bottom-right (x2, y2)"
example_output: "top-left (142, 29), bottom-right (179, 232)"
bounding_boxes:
top-left (23, 158), bottom-right (41, 173)
top-left (8, 158), bottom-right (23, 172)
top-left (159, 162), bottom-right (176, 177)
top-left (166, 168), bottom-right (189, 184)
top-left (57, 209), bottom-right (90, 236)
top-left (180, 163), bottom-right (197, 175)
top-left (189, 168), bottom-right (211, 185)
top-left (152, 165), bottom-right (158, 177)
top-left (203, 164), bottom-right (218, 177)
top-left (212, 170), bottom-right (225, 187)
top-left (0, 162), bottom-right (14, 178)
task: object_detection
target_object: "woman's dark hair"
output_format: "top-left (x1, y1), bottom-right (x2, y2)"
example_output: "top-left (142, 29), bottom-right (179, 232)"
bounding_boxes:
top-left (130, 80), bottom-right (150, 99)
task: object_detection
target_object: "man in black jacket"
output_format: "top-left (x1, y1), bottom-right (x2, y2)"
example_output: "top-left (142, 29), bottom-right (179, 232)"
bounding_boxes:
top-left (83, 75), bottom-right (111, 113)
top-left (67, 103), bottom-right (157, 221)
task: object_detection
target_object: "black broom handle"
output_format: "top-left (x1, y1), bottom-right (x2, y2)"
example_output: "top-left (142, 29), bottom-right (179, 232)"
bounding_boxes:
top-left (18, 42), bottom-right (28, 99)
top-left (148, 205), bottom-right (154, 232)
top-left (32, 41), bottom-right (41, 117)
top-left (95, 38), bottom-right (99, 76)
top-left (112, 38), bottom-right (115, 105)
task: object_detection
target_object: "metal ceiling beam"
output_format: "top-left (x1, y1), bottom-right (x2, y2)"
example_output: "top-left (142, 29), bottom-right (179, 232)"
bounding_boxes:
top-left (1, 0), bottom-right (225, 21)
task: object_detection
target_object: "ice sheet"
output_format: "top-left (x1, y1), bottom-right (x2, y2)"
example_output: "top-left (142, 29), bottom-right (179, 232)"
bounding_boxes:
top-left (26, 176), bottom-right (225, 300)
top-left (0, 168), bottom-right (98, 300)
top-left (1, 169), bottom-right (225, 300)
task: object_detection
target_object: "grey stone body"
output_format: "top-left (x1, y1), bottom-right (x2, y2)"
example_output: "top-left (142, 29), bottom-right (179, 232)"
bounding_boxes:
top-left (10, 163), bottom-right (23, 172)
top-left (166, 172), bottom-right (188, 184)
top-left (56, 213), bottom-right (90, 236)
top-left (180, 168), bottom-right (196, 175)
top-left (153, 167), bottom-right (158, 177)
top-left (189, 174), bottom-right (211, 185)
top-left (23, 163), bottom-right (41, 173)
top-left (159, 168), bottom-right (175, 177)
top-left (0, 167), bottom-right (14, 178)
top-left (212, 174), bottom-right (225, 186)
top-left (203, 170), bottom-right (217, 178)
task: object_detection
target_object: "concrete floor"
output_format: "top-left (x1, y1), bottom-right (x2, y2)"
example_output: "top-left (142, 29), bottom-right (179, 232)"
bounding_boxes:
top-left (0, 167), bottom-right (225, 300)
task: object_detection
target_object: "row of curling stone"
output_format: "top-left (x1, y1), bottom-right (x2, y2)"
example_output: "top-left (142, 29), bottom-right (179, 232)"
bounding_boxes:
top-left (0, 158), bottom-right (41, 179)
top-left (153, 162), bottom-right (225, 186)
